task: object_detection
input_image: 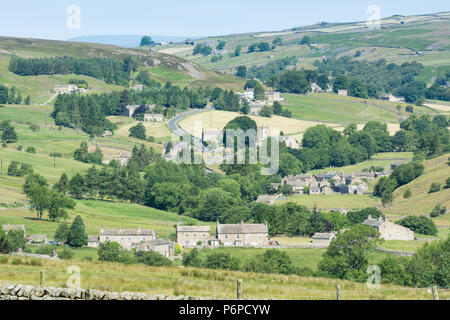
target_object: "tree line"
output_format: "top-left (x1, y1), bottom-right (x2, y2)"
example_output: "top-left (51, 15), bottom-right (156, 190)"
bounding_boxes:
top-left (8, 55), bottom-right (137, 86)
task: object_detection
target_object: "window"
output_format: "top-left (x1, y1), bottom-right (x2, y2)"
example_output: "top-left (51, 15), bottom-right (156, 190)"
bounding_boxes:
top-left (225, 235), bottom-right (228, 239)
top-left (202, 234), bottom-right (206, 237)
top-left (237, 235), bottom-right (240, 239)
top-left (193, 234), bottom-right (197, 238)
top-left (258, 235), bottom-right (262, 239)
top-left (185, 233), bottom-right (189, 237)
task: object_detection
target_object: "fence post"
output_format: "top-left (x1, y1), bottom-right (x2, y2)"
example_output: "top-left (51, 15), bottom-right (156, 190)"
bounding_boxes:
top-left (40, 270), bottom-right (46, 287)
top-left (237, 279), bottom-right (243, 300)
top-left (432, 286), bottom-right (439, 300)
top-left (336, 284), bottom-right (342, 300)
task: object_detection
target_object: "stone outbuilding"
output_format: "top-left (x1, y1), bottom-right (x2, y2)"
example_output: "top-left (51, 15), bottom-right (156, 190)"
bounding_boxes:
top-left (362, 216), bottom-right (414, 241)
top-left (312, 233), bottom-right (335, 247)
top-left (133, 239), bottom-right (175, 258)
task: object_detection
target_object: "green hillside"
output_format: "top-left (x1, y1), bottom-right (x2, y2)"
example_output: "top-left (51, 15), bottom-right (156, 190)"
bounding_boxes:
top-left (0, 36), bottom-right (244, 105)
top-left (156, 12), bottom-right (450, 81)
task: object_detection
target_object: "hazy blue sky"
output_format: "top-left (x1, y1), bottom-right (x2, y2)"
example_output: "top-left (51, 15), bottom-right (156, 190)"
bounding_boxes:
top-left (0, 0), bottom-right (448, 40)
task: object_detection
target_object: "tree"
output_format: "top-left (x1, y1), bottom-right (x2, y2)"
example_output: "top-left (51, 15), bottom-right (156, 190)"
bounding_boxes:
top-left (54, 222), bottom-right (70, 244)
top-left (182, 248), bottom-right (203, 267)
top-left (0, 229), bottom-right (11, 254)
top-left (135, 251), bottom-right (172, 267)
top-left (244, 249), bottom-right (296, 275)
top-left (98, 241), bottom-right (122, 262)
top-left (216, 41), bottom-right (226, 50)
top-left (7, 229), bottom-right (26, 252)
top-left (257, 42), bottom-right (271, 52)
top-left (47, 190), bottom-right (75, 222)
top-left (203, 252), bottom-right (240, 270)
top-left (236, 66), bottom-right (247, 78)
top-left (396, 216), bottom-right (438, 236)
top-left (24, 95), bottom-right (31, 105)
top-left (69, 173), bottom-right (86, 199)
top-left (234, 45), bottom-right (242, 57)
top-left (26, 183), bottom-right (49, 220)
top-left (318, 225), bottom-right (380, 281)
top-left (300, 36), bottom-right (311, 45)
top-left (272, 37), bottom-right (282, 46)
top-left (403, 189), bottom-right (412, 199)
top-left (1, 126), bottom-right (18, 143)
top-left (259, 105), bottom-right (272, 117)
top-left (140, 36), bottom-right (154, 47)
top-left (129, 123), bottom-right (146, 140)
top-left (54, 173), bottom-right (70, 195)
top-left (68, 215), bottom-right (88, 248)
top-left (429, 182), bottom-right (441, 193)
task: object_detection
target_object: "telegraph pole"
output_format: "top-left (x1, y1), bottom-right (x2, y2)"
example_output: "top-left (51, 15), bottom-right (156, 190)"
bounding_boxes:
top-left (53, 149), bottom-right (56, 169)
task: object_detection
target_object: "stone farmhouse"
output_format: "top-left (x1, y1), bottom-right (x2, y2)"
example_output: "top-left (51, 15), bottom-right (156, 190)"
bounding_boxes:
top-left (362, 216), bottom-right (414, 241)
top-left (381, 94), bottom-right (405, 103)
top-left (176, 225), bottom-right (213, 247)
top-left (132, 239), bottom-right (175, 258)
top-left (337, 90), bottom-right (348, 96)
top-left (53, 84), bottom-right (78, 95)
top-left (265, 91), bottom-right (284, 103)
top-left (99, 227), bottom-right (156, 250)
top-left (144, 113), bottom-right (164, 122)
top-left (217, 221), bottom-right (269, 247)
top-left (249, 101), bottom-right (266, 115)
top-left (312, 232), bottom-right (335, 246)
top-left (2, 223), bottom-right (25, 234)
top-left (255, 194), bottom-right (278, 206)
top-left (279, 136), bottom-right (299, 149)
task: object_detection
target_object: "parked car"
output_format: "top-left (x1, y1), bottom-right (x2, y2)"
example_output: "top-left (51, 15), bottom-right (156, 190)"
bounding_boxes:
top-left (269, 240), bottom-right (279, 246)
top-left (47, 241), bottom-right (59, 246)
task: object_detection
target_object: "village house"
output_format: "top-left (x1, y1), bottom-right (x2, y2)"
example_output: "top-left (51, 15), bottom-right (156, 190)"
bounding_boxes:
top-left (310, 83), bottom-right (322, 93)
top-left (242, 88), bottom-right (255, 101)
top-left (1, 223), bottom-right (25, 234)
top-left (53, 84), bottom-right (78, 95)
top-left (362, 216), bottom-right (414, 241)
top-left (279, 136), bottom-right (299, 149)
top-left (202, 129), bottom-right (223, 143)
top-left (132, 84), bottom-right (144, 91)
top-left (123, 105), bottom-right (140, 118)
top-left (381, 94), bottom-right (405, 103)
top-left (249, 101), bottom-right (266, 115)
top-left (337, 90), bottom-right (348, 96)
top-left (255, 194), bottom-right (278, 206)
top-left (176, 225), bottom-right (211, 247)
top-left (99, 227), bottom-right (156, 250)
top-left (213, 49), bottom-right (228, 56)
top-left (88, 235), bottom-right (100, 248)
top-left (265, 91), bottom-right (284, 103)
top-left (216, 221), bottom-right (269, 247)
top-left (312, 233), bottom-right (335, 247)
top-left (132, 239), bottom-right (175, 258)
top-left (144, 113), bottom-right (164, 122)
top-left (102, 151), bottom-right (132, 166)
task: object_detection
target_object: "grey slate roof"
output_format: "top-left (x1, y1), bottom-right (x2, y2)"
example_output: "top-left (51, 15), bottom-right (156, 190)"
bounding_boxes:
top-left (217, 223), bottom-right (268, 234)
top-left (177, 225), bottom-right (210, 232)
top-left (88, 236), bottom-right (99, 242)
top-left (362, 217), bottom-right (383, 228)
top-left (100, 228), bottom-right (155, 236)
top-left (312, 233), bottom-right (335, 240)
top-left (142, 239), bottom-right (174, 246)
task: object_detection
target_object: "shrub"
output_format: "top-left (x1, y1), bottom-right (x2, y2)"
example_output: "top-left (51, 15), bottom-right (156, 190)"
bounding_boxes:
top-left (26, 146), bottom-right (36, 153)
top-left (182, 248), bottom-right (203, 268)
top-left (430, 204), bottom-right (447, 218)
top-left (29, 124), bottom-right (40, 132)
top-left (58, 247), bottom-right (74, 260)
top-left (203, 252), bottom-right (240, 271)
top-left (174, 244), bottom-right (182, 256)
top-left (35, 245), bottom-right (57, 255)
top-left (11, 258), bottom-right (22, 265)
top-left (26, 258), bottom-right (42, 266)
top-left (98, 241), bottom-right (121, 262)
top-left (6, 229), bottom-right (26, 252)
top-left (396, 216), bottom-right (438, 236)
top-left (403, 189), bottom-right (412, 199)
top-left (347, 207), bottom-right (384, 224)
top-left (135, 251), bottom-right (172, 267)
top-left (244, 249), bottom-right (297, 275)
top-left (429, 182), bottom-right (441, 193)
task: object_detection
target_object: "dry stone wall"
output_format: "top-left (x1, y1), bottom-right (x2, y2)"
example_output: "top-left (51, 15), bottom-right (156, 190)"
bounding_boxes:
top-left (0, 283), bottom-right (207, 300)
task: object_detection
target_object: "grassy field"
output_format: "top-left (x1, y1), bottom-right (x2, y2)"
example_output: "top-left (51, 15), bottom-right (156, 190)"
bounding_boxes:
top-left (282, 93), bottom-right (432, 126)
top-left (178, 109), bottom-right (341, 139)
top-left (277, 194), bottom-right (381, 210)
top-left (108, 116), bottom-right (172, 142)
top-left (381, 153), bottom-right (450, 224)
top-left (155, 12), bottom-right (450, 83)
top-left (0, 255), bottom-right (447, 300)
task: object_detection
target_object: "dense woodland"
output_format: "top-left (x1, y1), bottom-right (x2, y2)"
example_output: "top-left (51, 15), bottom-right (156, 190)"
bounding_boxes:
top-left (8, 55), bottom-right (137, 86)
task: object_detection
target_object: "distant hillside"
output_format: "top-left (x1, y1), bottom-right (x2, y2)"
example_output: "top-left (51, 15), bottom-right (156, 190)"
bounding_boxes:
top-left (382, 153), bottom-right (450, 226)
top-left (155, 11), bottom-right (450, 82)
top-left (0, 36), bottom-right (244, 104)
top-left (68, 35), bottom-right (192, 48)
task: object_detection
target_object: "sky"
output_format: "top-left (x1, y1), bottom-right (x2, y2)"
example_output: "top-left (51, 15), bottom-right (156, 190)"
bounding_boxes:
top-left (0, 0), bottom-right (448, 40)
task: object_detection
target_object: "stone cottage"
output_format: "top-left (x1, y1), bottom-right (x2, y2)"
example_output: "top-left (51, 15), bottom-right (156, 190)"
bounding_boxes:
top-left (176, 225), bottom-right (211, 247)
top-left (216, 221), bottom-right (269, 247)
top-left (362, 216), bottom-right (414, 241)
top-left (99, 227), bottom-right (156, 250)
